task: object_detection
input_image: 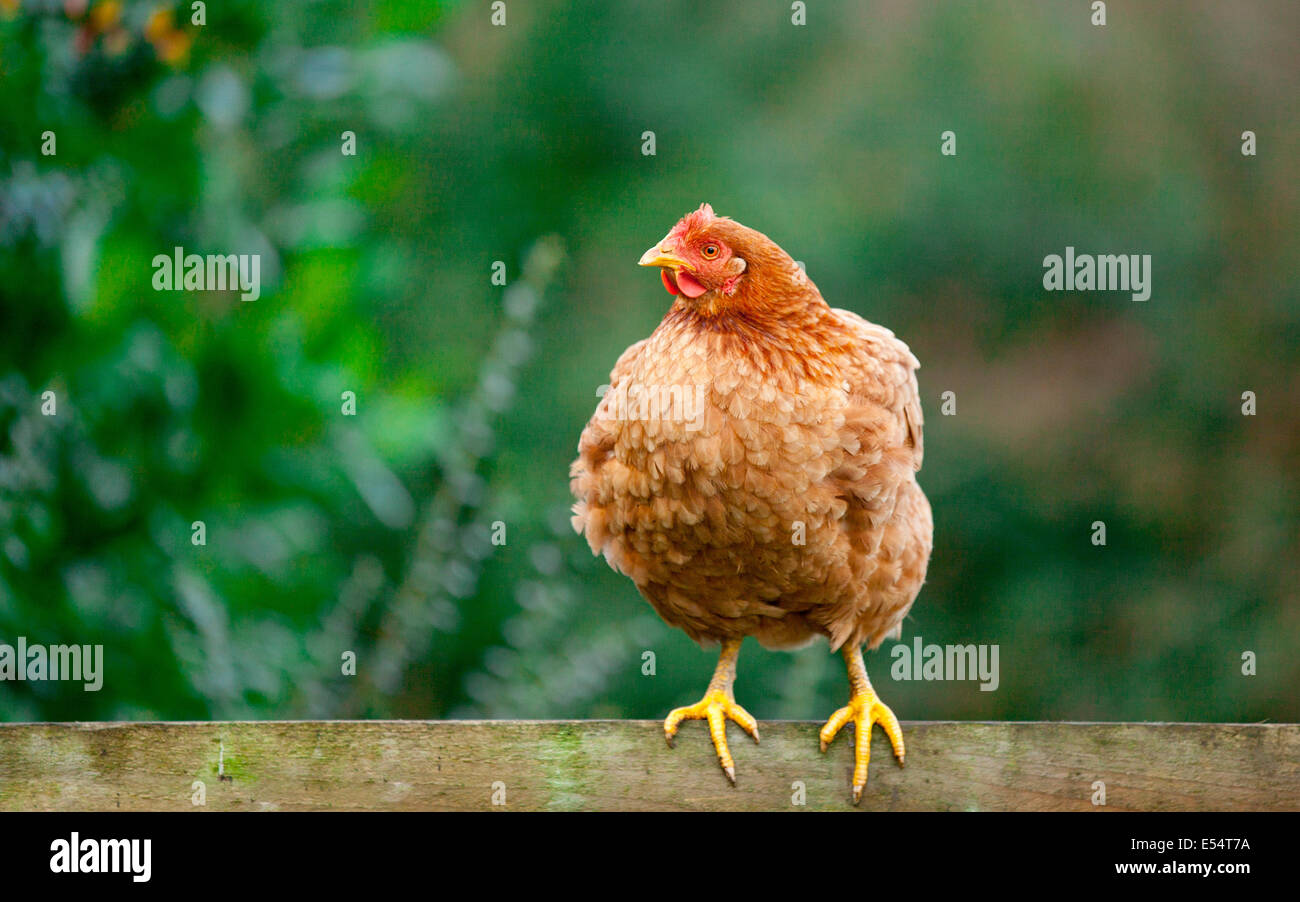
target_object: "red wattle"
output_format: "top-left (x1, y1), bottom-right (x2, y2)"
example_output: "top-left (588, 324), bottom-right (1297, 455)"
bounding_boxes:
top-left (676, 270), bottom-right (708, 299)
top-left (661, 269), bottom-right (679, 295)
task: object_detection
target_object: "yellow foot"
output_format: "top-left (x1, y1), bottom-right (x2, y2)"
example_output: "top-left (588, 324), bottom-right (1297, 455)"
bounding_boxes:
top-left (819, 688), bottom-right (905, 803)
top-left (664, 689), bottom-right (760, 784)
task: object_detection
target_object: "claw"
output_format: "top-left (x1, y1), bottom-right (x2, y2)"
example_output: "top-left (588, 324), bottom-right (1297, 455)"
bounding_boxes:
top-left (820, 687), bottom-right (905, 803)
top-left (821, 644), bottom-right (905, 804)
top-left (664, 688), bottom-right (760, 783)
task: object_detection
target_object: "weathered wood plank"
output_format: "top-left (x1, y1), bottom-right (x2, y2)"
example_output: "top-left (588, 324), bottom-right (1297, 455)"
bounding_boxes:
top-left (0, 721), bottom-right (1295, 811)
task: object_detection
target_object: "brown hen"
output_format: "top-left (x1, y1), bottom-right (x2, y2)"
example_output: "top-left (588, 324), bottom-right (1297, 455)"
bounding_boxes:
top-left (570, 204), bottom-right (933, 802)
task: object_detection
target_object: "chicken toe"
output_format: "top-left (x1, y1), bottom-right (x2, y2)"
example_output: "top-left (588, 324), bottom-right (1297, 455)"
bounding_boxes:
top-left (663, 638), bottom-right (759, 783)
top-left (820, 645), bottom-right (905, 803)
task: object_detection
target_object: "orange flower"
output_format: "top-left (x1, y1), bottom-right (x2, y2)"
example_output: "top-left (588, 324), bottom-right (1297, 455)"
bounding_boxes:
top-left (145, 7), bottom-right (191, 66)
top-left (154, 29), bottom-right (191, 65)
top-left (143, 7), bottom-right (172, 42)
top-left (89, 0), bottom-right (122, 31)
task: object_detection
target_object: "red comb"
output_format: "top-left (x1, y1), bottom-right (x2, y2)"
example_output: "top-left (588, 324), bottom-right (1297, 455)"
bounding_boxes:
top-left (668, 203), bottom-right (716, 239)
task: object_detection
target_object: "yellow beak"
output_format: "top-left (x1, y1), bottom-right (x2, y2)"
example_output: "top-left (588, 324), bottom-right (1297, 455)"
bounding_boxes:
top-left (638, 244), bottom-right (690, 270)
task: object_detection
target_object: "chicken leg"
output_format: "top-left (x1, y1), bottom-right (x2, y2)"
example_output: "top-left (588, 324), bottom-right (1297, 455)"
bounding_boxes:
top-left (820, 644), bottom-right (905, 803)
top-left (663, 637), bottom-right (759, 783)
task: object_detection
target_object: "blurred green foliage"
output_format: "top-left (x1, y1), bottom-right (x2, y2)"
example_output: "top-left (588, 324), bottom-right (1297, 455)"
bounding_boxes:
top-left (0, 0), bottom-right (1296, 725)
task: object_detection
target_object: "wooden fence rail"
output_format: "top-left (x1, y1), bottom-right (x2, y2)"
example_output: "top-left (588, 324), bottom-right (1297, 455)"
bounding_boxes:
top-left (0, 721), bottom-right (1296, 811)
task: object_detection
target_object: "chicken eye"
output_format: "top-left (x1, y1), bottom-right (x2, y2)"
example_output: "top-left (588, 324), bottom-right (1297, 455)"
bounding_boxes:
top-left (701, 244), bottom-right (720, 259)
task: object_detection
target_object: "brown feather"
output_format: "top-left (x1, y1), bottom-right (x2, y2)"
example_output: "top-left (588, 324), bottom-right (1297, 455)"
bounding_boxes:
top-left (571, 211), bottom-right (932, 652)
